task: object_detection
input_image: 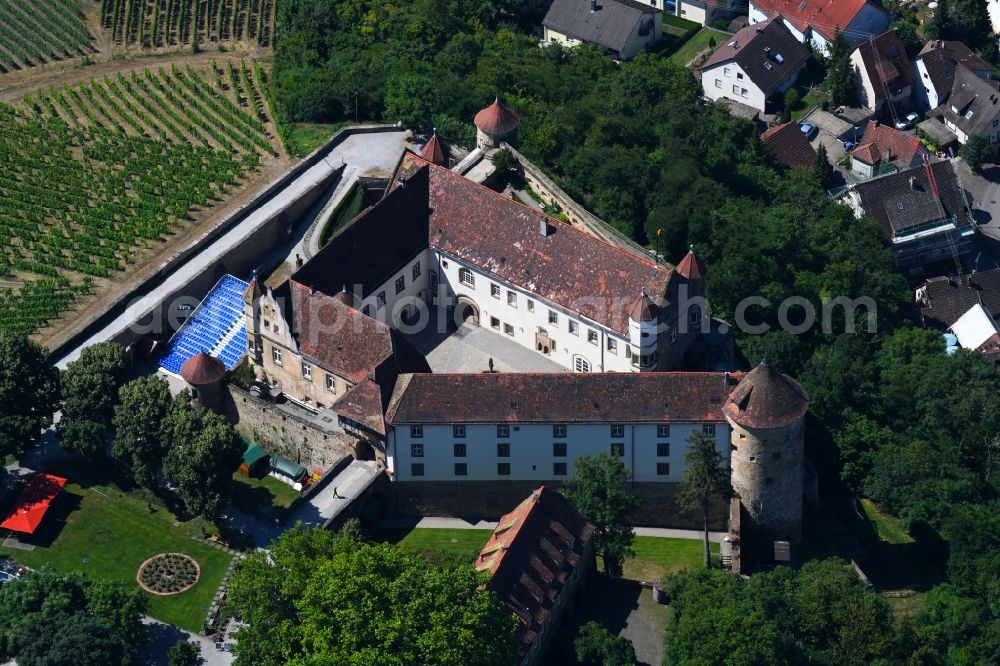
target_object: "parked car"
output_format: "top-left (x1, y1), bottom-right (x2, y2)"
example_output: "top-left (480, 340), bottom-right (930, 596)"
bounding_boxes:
top-left (800, 123), bottom-right (818, 140)
top-left (894, 112), bottom-right (920, 130)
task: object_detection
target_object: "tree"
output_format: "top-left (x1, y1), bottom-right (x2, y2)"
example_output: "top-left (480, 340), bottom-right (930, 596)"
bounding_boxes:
top-left (57, 342), bottom-right (127, 459)
top-left (162, 396), bottom-right (245, 520)
top-left (677, 431), bottom-right (734, 568)
top-left (0, 569), bottom-right (146, 666)
top-left (112, 376), bottom-right (174, 489)
top-left (227, 527), bottom-right (518, 666)
top-left (959, 134), bottom-right (992, 173)
top-left (0, 332), bottom-right (59, 460)
top-left (167, 640), bottom-right (203, 666)
top-left (490, 146), bottom-right (517, 173)
top-left (783, 87), bottom-right (801, 112)
top-left (561, 453), bottom-right (638, 575)
top-left (574, 622), bottom-right (636, 666)
top-left (813, 143), bottom-right (832, 185)
top-left (384, 72), bottom-right (437, 131)
top-left (827, 30), bottom-right (856, 106)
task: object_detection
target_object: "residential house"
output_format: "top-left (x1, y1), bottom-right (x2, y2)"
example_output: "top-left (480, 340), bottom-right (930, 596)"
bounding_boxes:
top-left (916, 269), bottom-right (1000, 330)
top-left (835, 160), bottom-right (975, 267)
top-left (849, 120), bottom-right (931, 179)
top-left (950, 303), bottom-right (1000, 364)
top-left (475, 487), bottom-right (595, 666)
top-left (850, 30), bottom-right (914, 113)
top-left (543, 0), bottom-right (663, 61)
top-left (637, 0), bottom-right (745, 27)
top-left (913, 41), bottom-right (993, 110)
top-left (748, 0), bottom-right (891, 56)
top-left (990, 0), bottom-right (1000, 35)
top-left (932, 65), bottom-right (1000, 145)
top-left (760, 122), bottom-right (817, 168)
top-left (700, 18), bottom-right (810, 113)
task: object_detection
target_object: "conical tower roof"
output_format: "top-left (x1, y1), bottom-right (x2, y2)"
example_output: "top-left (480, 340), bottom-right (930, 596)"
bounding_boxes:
top-left (723, 357), bottom-right (809, 429)
top-left (421, 131), bottom-right (447, 166)
top-left (180, 352), bottom-right (226, 386)
top-left (628, 289), bottom-right (658, 322)
top-left (474, 97), bottom-right (519, 136)
top-left (676, 246), bottom-right (705, 281)
top-left (243, 277), bottom-right (263, 304)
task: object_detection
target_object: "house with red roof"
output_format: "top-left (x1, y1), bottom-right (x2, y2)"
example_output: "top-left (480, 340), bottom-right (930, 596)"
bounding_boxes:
top-left (850, 29), bottom-right (913, 113)
top-left (849, 120), bottom-right (930, 178)
top-left (748, 0), bottom-right (891, 56)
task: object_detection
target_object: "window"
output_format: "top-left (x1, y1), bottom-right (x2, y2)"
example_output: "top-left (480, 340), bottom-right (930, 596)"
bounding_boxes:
top-left (587, 329), bottom-right (598, 345)
top-left (715, 78), bottom-right (722, 88)
top-left (411, 463), bottom-right (425, 477)
top-left (733, 84), bottom-right (740, 94)
top-left (454, 425), bottom-right (466, 438)
top-left (553, 462), bottom-right (567, 476)
top-left (454, 443), bottom-right (467, 457)
top-left (454, 463), bottom-right (467, 476)
top-left (724, 67), bottom-right (731, 76)
top-left (363, 305), bottom-right (371, 316)
top-left (377, 291), bottom-right (386, 306)
top-left (273, 324), bottom-right (280, 334)
top-left (549, 310), bottom-right (558, 325)
top-left (568, 320), bottom-right (579, 335)
top-left (553, 442), bottom-right (567, 457)
top-left (498, 462), bottom-right (510, 476)
top-left (301, 362), bottom-right (312, 380)
top-left (248, 340), bottom-right (255, 351)
top-left (574, 356), bottom-right (591, 373)
top-left (741, 88), bottom-right (748, 97)
top-left (497, 425), bottom-right (510, 438)
top-left (411, 443), bottom-right (424, 457)
top-left (263, 319), bottom-right (270, 330)
top-left (271, 347), bottom-right (282, 365)
top-left (459, 267), bottom-right (475, 287)
top-left (611, 424), bottom-right (625, 438)
top-left (504, 323), bottom-right (514, 336)
top-left (553, 424), bottom-right (567, 438)
top-left (527, 300), bottom-right (534, 312)
top-left (490, 316), bottom-right (500, 329)
top-left (689, 305), bottom-right (702, 325)
top-left (657, 424), bottom-right (670, 437)
top-left (657, 442), bottom-right (670, 457)
top-left (497, 443), bottom-right (510, 457)
top-left (737, 72), bottom-right (744, 80)
top-left (507, 291), bottom-right (517, 307)
top-left (610, 442), bottom-right (624, 457)
top-left (395, 276), bottom-right (405, 294)
top-left (656, 462), bottom-right (670, 476)
top-left (670, 329), bottom-right (678, 344)
top-left (607, 338), bottom-right (618, 354)
top-left (412, 261), bottom-right (421, 279)
top-left (491, 283), bottom-right (501, 299)
top-left (703, 424), bottom-right (716, 435)
top-left (410, 426), bottom-right (423, 438)
top-left (325, 374), bottom-right (336, 394)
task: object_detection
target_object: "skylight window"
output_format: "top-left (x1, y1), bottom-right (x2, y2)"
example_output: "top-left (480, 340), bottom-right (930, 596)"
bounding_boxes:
top-left (764, 61), bottom-right (773, 70)
top-left (775, 53), bottom-right (784, 63)
top-left (965, 110), bottom-right (975, 120)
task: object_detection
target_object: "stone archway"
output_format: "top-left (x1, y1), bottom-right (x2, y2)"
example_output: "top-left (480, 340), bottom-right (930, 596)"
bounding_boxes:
top-left (455, 296), bottom-right (480, 326)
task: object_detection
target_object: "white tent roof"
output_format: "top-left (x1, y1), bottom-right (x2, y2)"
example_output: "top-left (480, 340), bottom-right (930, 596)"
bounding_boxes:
top-left (950, 303), bottom-right (999, 350)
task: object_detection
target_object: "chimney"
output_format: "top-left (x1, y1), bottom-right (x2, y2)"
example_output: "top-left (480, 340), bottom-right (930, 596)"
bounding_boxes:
top-left (539, 217), bottom-right (551, 237)
top-left (397, 176), bottom-right (406, 189)
top-left (909, 176), bottom-right (917, 190)
top-left (764, 46), bottom-right (771, 56)
top-left (309, 284), bottom-right (315, 295)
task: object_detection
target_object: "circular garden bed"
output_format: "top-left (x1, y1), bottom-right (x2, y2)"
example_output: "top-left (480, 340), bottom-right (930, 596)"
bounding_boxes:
top-left (136, 553), bottom-right (200, 596)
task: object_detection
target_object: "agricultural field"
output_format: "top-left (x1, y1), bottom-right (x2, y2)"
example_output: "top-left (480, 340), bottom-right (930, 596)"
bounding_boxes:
top-left (100, 0), bottom-right (274, 49)
top-left (0, 59), bottom-right (281, 334)
top-left (0, 0), bottom-right (96, 72)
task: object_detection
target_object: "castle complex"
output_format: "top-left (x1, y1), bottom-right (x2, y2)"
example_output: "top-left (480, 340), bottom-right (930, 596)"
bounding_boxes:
top-left (240, 100), bottom-right (809, 543)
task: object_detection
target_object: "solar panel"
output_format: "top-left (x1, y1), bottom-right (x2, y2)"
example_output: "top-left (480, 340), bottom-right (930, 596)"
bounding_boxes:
top-left (158, 274), bottom-right (250, 375)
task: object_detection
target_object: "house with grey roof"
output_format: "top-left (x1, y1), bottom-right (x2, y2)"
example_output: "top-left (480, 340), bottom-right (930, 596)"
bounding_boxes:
top-left (542, 0), bottom-right (662, 61)
top-left (932, 65), bottom-right (1000, 146)
top-left (913, 40), bottom-right (993, 111)
top-left (700, 18), bottom-right (809, 113)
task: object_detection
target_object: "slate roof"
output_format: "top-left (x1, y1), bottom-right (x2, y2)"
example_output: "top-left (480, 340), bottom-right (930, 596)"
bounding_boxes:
top-left (850, 120), bottom-right (930, 167)
top-left (751, 0), bottom-right (889, 41)
top-left (854, 30), bottom-right (913, 104)
top-left (918, 270), bottom-right (1000, 330)
top-left (935, 65), bottom-right (1000, 138)
top-left (543, 0), bottom-right (660, 53)
top-left (701, 19), bottom-right (810, 96)
top-left (476, 486), bottom-right (594, 659)
top-left (385, 372), bottom-right (738, 425)
top-left (760, 122), bottom-right (817, 168)
top-left (722, 358), bottom-right (809, 429)
top-left (847, 160), bottom-right (970, 237)
top-left (917, 40), bottom-right (993, 100)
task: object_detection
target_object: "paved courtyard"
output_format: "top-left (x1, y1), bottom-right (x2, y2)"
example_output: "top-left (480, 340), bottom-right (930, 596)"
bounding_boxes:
top-left (402, 316), bottom-right (566, 374)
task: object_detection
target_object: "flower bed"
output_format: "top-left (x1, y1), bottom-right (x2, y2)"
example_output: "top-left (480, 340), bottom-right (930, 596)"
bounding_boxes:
top-left (136, 552), bottom-right (200, 596)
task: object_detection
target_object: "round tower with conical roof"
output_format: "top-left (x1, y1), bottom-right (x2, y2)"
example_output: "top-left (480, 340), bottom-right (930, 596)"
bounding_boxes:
top-left (628, 288), bottom-right (659, 370)
top-left (180, 352), bottom-right (227, 411)
top-left (723, 357), bottom-right (809, 544)
top-left (474, 97), bottom-right (519, 151)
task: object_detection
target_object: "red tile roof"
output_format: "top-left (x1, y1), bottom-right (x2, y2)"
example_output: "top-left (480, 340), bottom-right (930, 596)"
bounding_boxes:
top-left (723, 358), bottom-right (809, 429)
top-left (386, 372), bottom-right (738, 425)
top-left (850, 120), bottom-right (930, 167)
top-left (751, 0), bottom-right (889, 41)
top-left (476, 486), bottom-right (593, 658)
top-left (675, 246), bottom-right (706, 281)
top-left (420, 132), bottom-right (447, 166)
top-left (629, 290), bottom-right (658, 322)
top-left (180, 352), bottom-right (226, 385)
top-left (760, 122), bottom-right (817, 168)
top-left (474, 98), bottom-right (519, 136)
top-left (854, 30), bottom-right (914, 105)
top-left (331, 378), bottom-right (388, 436)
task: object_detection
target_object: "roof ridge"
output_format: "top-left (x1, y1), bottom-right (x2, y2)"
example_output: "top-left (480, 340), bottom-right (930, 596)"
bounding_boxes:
top-left (481, 487), bottom-right (547, 576)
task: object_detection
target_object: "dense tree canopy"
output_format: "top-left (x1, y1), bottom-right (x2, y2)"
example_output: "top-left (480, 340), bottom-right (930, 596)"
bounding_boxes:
top-left (227, 526), bottom-right (518, 666)
top-left (57, 342), bottom-right (128, 459)
top-left (0, 332), bottom-right (59, 459)
top-left (112, 376), bottom-right (174, 489)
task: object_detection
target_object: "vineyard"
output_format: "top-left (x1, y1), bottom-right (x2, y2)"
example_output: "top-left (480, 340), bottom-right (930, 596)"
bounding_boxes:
top-left (100, 0), bottom-right (274, 49)
top-left (0, 60), bottom-right (280, 334)
top-left (0, 0), bottom-right (96, 72)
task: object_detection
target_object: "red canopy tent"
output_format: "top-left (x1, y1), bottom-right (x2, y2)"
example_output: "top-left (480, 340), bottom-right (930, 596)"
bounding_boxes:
top-left (1, 473), bottom-right (67, 534)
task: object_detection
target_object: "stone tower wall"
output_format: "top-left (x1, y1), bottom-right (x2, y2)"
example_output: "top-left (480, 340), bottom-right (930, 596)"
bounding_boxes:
top-left (728, 416), bottom-right (804, 544)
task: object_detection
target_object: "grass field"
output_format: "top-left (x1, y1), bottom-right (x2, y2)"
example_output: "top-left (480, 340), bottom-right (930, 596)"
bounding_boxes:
top-left (859, 499), bottom-right (914, 545)
top-left (231, 470), bottom-right (300, 514)
top-left (370, 527), bottom-right (493, 562)
top-left (0, 483), bottom-right (232, 632)
top-left (620, 536), bottom-right (719, 581)
top-left (285, 122), bottom-right (344, 157)
top-left (669, 29), bottom-right (718, 67)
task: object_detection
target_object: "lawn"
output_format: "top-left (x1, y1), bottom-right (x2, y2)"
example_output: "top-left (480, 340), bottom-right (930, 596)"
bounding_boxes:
top-left (859, 499), bottom-right (914, 545)
top-left (285, 122), bottom-right (345, 157)
top-left (0, 484), bottom-right (232, 633)
top-left (669, 29), bottom-right (719, 67)
top-left (618, 536), bottom-right (719, 581)
top-left (230, 472), bottom-right (300, 522)
top-left (369, 527), bottom-right (493, 562)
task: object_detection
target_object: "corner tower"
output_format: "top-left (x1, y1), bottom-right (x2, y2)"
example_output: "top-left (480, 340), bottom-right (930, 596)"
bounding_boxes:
top-left (474, 97), bottom-right (519, 151)
top-left (723, 358), bottom-right (809, 544)
top-left (628, 289), bottom-right (659, 371)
